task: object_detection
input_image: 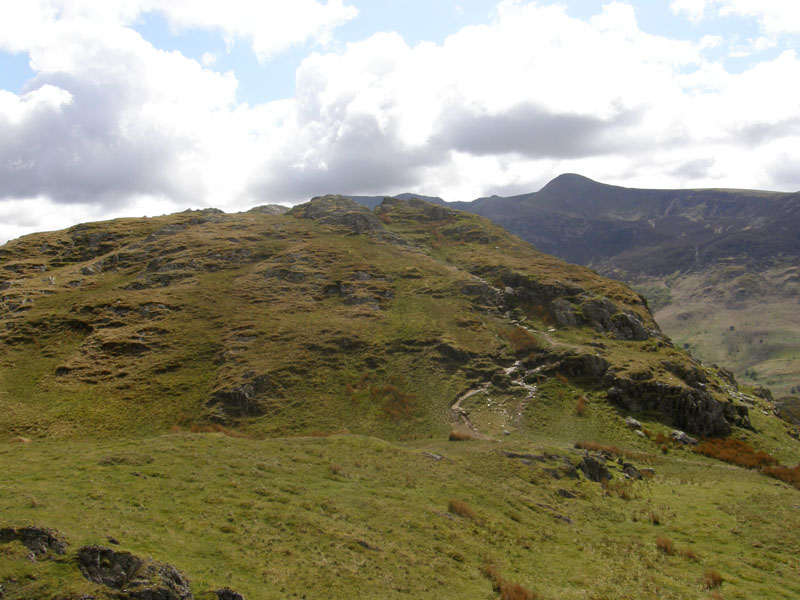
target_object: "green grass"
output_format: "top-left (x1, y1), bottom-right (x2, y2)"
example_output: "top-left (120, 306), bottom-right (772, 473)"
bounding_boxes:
top-left (3, 198), bottom-right (800, 598)
top-left (3, 432), bottom-right (800, 599)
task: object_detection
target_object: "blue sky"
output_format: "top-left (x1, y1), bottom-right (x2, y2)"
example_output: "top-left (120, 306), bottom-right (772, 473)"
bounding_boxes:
top-left (1, 1), bottom-right (799, 242)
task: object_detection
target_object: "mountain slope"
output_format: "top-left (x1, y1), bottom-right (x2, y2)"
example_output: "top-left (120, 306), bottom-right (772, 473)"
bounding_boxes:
top-left (436, 174), bottom-right (800, 397)
top-left (2, 197), bottom-right (800, 599)
top-left (0, 195), bottom-right (753, 440)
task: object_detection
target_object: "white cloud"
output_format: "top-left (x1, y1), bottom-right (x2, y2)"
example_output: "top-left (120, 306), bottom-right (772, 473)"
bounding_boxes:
top-left (0, 0), bottom-right (358, 59)
top-left (1, 0), bottom-right (800, 245)
top-left (672, 0), bottom-right (800, 34)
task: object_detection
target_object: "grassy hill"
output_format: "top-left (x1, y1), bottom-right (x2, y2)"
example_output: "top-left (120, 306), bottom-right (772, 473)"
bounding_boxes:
top-left (2, 197), bottom-right (799, 599)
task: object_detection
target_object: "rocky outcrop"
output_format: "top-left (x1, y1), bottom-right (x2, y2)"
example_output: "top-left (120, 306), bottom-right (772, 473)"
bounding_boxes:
top-left (289, 195), bottom-right (386, 235)
top-left (578, 456), bottom-right (611, 482)
top-left (580, 298), bottom-right (650, 340)
top-left (605, 374), bottom-right (751, 436)
top-left (77, 545), bottom-right (193, 600)
top-left (207, 373), bottom-right (276, 421)
top-left (0, 526), bottom-right (68, 556)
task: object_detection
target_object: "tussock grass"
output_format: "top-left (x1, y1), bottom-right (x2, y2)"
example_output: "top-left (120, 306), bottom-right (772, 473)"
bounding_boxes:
top-left (448, 499), bottom-right (477, 521)
top-left (702, 568), bottom-right (723, 590)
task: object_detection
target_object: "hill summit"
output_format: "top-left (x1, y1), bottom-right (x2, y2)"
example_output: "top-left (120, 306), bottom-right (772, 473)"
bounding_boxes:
top-left (0, 195), bottom-right (755, 439)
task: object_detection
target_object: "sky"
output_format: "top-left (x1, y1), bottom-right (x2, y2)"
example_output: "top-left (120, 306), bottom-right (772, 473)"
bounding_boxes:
top-left (1, 1), bottom-right (799, 244)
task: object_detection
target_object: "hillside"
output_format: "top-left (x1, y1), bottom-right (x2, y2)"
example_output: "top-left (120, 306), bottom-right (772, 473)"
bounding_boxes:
top-left (2, 197), bottom-right (800, 599)
top-left (434, 174), bottom-right (800, 398)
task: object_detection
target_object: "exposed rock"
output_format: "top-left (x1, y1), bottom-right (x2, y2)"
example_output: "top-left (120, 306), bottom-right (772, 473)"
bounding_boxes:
top-left (581, 299), bottom-right (650, 340)
top-left (207, 374), bottom-right (276, 421)
top-left (621, 463), bottom-right (643, 480)
top-left (624, 416), bottom-right (642, 430)
top-left (605, 374), bottom-right (750, 436)
top-left (214, 588), bottom-right (245, 600)
top-left (77, 545), bottom-right (193, 600)
top-left (289, 195), bottom-right (386, 235)
top-left (552, 353), bottom-right (609, 379)
top-left (557, 488), bottom-right (577, 499)
top-left (670, 430), bottom-right (699, 445)
top-left (0, 526), bottom-right (68, 556)
top-left (578, 456), bottom-right (611, 482)
top-left (752, 386), bottom-right (774, 402)
top-left (661, 361), bottom-right (707, 388)
top-left (247, 205), bottom-right (288, 215)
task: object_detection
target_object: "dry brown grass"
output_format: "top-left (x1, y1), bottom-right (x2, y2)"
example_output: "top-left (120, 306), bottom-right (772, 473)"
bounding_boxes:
top-left (761, 463), bottom-right (800, 489)
top-left (603, 479), bottom-right (635, 501)
top-left (576, 395), bottom-right (588, 416)
top-left (702, 568), bottom-right (723, 590)
top-left (500, 326), bottom-right (542, 354)
top-left (448, 499), bottom-right (477, 521)
top-left (480, 558), bottom-right (538, 600)
top-left (656, 536), bottom-right (675, 555)
top-left (449, 429), bottom-right (478, 441)
top-left (693, 437), bottom-right (777, 469)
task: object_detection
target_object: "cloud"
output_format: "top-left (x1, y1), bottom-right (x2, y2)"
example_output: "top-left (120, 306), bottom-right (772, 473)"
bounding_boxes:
top-left (0, 0), bottom-right (358, 59)
top-left (671, 0), bottom-right (800, 34)
top-left (1, 0), bottom-right (800, 244)
top-left (0, 18), bottom-right (239, 207)
top-left (434, 102), bottom-right (642, 159)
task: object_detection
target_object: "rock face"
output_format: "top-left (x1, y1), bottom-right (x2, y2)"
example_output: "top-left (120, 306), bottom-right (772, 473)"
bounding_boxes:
top-left (605, 376), bottom-right (751, 437)
top-left (288, 195), bottom-right (386, 235)
top-left (78, 545), bottom-right (193, 600)
top-left (578, 456), bottom-right (611, 482)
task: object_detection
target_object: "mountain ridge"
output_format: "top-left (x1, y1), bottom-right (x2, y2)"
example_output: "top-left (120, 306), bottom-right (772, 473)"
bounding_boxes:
top-left (350, 177), bottom-right (800, 397)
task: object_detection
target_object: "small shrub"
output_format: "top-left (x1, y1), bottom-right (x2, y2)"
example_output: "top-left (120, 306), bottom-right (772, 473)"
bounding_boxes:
top-left (649, 511), bottom-right (662, 525)
top-left (654, 432), bottom-right (670, 445)
top-left (656, 536), bottom-right (674, 555)
top-left (693, 437), bottom-right (777, 469)
top-left (448, 498), bottom-right (477, 521)
top-left (449, 429), bottom-right (477, 441)
top-left (576, 395), bottom-right (588, 416)
top-left (702, 568), bottom-right (723, 590)
top-left (329, 463), bottom-right (347, 477)
top-left (499, 581), bottom-right (537, 600)
top-left (554, 372), bottom-right (568, 384)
